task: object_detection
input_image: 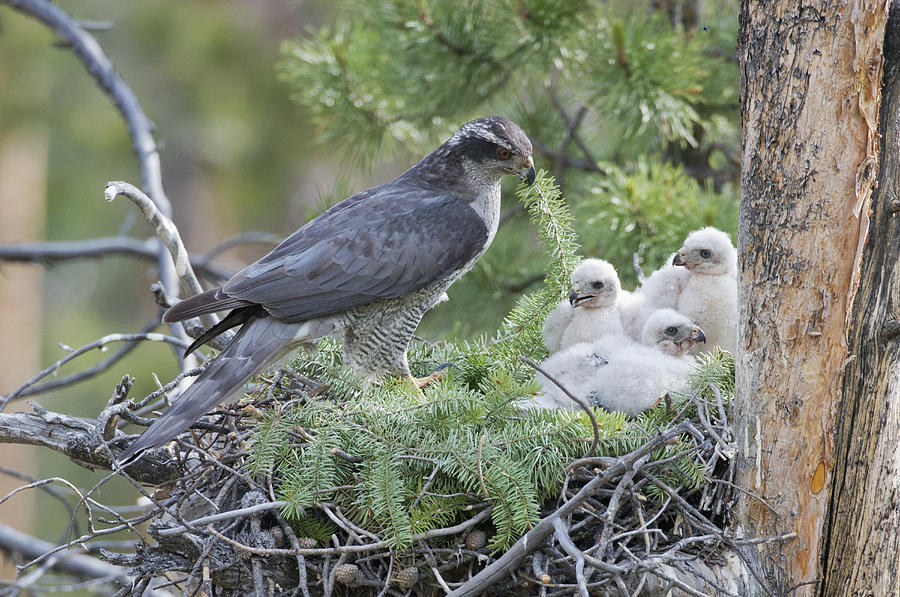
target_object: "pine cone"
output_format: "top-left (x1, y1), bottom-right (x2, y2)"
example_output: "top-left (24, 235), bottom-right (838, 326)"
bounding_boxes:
top-left (296, 537), bottom-right (317, 549)
top-left (335, 563), bottom-right (359, 585)
top-left (465, 529), bottom-right (487, 550)
top-left (394, 567), bottom-right (419, 590)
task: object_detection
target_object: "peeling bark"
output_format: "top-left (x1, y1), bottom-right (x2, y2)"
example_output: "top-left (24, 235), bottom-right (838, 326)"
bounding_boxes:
top-left (735, 1), bottom-right (886, 594)
top-left (822, 4), bottom-right (900, 595)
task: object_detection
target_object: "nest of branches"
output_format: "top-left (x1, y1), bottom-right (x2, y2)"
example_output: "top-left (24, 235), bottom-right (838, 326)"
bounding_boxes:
top-left (59, 354), bottom-right (740, 597)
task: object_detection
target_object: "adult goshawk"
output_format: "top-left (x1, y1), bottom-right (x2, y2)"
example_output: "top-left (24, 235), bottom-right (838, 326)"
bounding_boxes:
top-left (120, 116), bottom-right (535, 462)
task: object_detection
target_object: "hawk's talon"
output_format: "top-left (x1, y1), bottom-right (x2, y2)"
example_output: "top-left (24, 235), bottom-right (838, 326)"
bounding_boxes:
top-left (408, 370), bottom-right (446, 390)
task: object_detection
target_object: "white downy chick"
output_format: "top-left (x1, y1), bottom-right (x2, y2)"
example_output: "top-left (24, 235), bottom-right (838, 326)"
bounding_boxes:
top-left (529, 311), bottom-right (704, 415)
top-left (541, 300), bottom-right (574, 355)
top-left (672, 227), bottom-right (737, 354)
top-left (555, 259), bottom-right (624, 351)
top-left (619, 253), bottom-right (692, 341)
top-left (639, 309), bottom-right (707, 359)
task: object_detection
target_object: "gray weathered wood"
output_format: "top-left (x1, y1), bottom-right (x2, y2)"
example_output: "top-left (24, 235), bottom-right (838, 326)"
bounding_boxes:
top-left (821, 4), bottom-right (900, 595)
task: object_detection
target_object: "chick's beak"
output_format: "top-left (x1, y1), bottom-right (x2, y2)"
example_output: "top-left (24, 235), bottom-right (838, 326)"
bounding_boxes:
top-left (568, 289), bottom-right (579, 306)
top-left (518, 156), bottom-right (536, 185)
top-left (568, 289), bottom-right (595, 307)
top-left (692, 327), bottom-right (707, 343)
top-left (672, 252), bottom-right (686, 267)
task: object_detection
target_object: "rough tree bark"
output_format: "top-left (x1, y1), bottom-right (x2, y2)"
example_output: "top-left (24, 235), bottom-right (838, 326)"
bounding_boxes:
top-left (735, 1), bottom-right (887, 594)
top-left (821, 4), bottom-right (900, 595)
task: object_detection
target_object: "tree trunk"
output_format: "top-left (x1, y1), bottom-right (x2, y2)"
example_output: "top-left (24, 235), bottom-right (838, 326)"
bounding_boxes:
top-left (735, 1), bottom-right (886, 594)
top-left (0, 128), bottom-right (47, 582)
top-left (821, 4), bottom-right (900, 595)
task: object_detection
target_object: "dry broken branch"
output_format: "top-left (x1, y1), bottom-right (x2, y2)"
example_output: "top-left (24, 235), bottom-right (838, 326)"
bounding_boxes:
top-left (104, 182), bottom-right (219, 333)
top-left (0, 236), bottom-right (234, 281)
top-left (0, 410), bottom-right (178, 485)
top-left (0, 331), bottom-right (191, 410)
top-left (0, 523), bottom-right (175, 597)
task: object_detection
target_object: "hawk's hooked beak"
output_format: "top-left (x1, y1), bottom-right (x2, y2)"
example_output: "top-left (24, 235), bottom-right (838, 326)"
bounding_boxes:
top-left (672, 252), bottom-right (686, 266)
top-left (518, 156), bottom-right (536, 185)
top-left (569, 289), bottom-right (593, 307)
top-left (692, 327), bottom-right (707, 343)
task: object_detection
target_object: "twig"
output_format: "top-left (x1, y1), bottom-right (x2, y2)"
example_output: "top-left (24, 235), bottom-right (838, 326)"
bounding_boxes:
top-left (8, 318), bottom-right (164, 401)
top-left (375, 553), bottom-right (394, 597)
top-left (0, 478), bottom-right (93, 536)
top-left (156, 501), bottom-right (289, 537)
top-left (553, 104), bottom-right (588, 195)
top-left (547, 87), bottom-right (603, 173)
top-left (690, 391), bottom-right (735, 459)
top-left (552, 518), bottom-right (589, 597)
top-left (596, 460), bottom-right (643, 558)
top-left (198, 231), bottom-right (282, 263)
top-left (0, 524), bottom-right (144, 592)
top-left (276, 513), bottom-right (312, 597)
top-left (330, 447), bottom-right (363, 463)
top-left (203, 506), bottom-right (494, 557)
top-left (0, 466), bottom-right (80, 536)
top-left (104, 182), bottom-right (216, 328)
top-left (520, 356), bottom-right (599, 458)
top-left (419, 541), bottom-right (453, 595)
top-left (0, 332), bottom-right (190, 410)
top-left (447, 424), bottom-right (689, 597)
top-left (532, 140), bottom-right (605, 174)
top-left (324, 535), bottom-right (352, 597)
top-left (319, 504), bottom-right (364, 543)
top-left (332, 505), bottom-right (382, 543)
top-left (131, 366), bottom-right (205, 414)
top-left (14, 506), bottom-right (164, 578)
top-left (476, 433), bottom-right (489, 498)
top-left (410, 460), bottom-right (443, 510)
top-left (0, 236), bottom-right (233, 280)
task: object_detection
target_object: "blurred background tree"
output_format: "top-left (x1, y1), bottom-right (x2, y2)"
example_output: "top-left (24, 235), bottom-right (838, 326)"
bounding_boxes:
top-left (0, 0), bottom-right (739, 583)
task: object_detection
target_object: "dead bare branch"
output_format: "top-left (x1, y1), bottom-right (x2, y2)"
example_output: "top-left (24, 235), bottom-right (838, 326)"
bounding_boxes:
top-left (0, 236), bottom-right (234, 280)
top-left (0, 523), bottom-right (174, 596)
top-left (104, 181), bottom-right (216, 326)
top-left (521, 355), bottom-right (599, 458)
top-left (0, 411), bottom-right (179, 485)
top-left (0, 331), bottom-right (191, 410)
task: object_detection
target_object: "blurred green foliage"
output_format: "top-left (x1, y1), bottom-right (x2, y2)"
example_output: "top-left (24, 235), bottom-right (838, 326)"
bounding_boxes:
top-left (277, 0), bottom-right (740, 337)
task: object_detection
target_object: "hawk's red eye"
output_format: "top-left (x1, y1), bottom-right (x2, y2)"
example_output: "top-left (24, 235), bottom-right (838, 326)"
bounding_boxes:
top-left (497, 148), bottom-right (511, 159)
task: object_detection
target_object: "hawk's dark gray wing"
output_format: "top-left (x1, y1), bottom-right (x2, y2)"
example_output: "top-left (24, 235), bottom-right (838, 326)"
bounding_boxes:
top-left (222, 184), bottom-right (488, 321)
top-left (119, 315), bottom-right (302, 462)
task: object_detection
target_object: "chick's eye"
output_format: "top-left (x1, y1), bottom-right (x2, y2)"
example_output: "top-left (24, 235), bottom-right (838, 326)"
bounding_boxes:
top-left (700, 249), bottom-right (712, 258)
top-left (592, 281), bottom-right (604, 289)
top-left (497, 148), bottom-right (512, 159)
top-left (665, 326), bottom-right (678, 336)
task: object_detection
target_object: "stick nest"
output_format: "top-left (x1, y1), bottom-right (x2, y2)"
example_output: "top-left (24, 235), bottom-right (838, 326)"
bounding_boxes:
top-left (96, 348), bottom-right (740, 597)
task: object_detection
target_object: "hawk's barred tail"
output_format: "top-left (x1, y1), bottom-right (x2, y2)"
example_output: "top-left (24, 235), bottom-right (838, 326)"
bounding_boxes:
top-left (118, 316), bottom-right (303, 465)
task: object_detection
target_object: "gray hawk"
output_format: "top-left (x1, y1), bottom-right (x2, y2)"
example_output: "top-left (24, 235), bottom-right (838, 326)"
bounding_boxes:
top-left (120, 116), bottom-right (535, 462)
